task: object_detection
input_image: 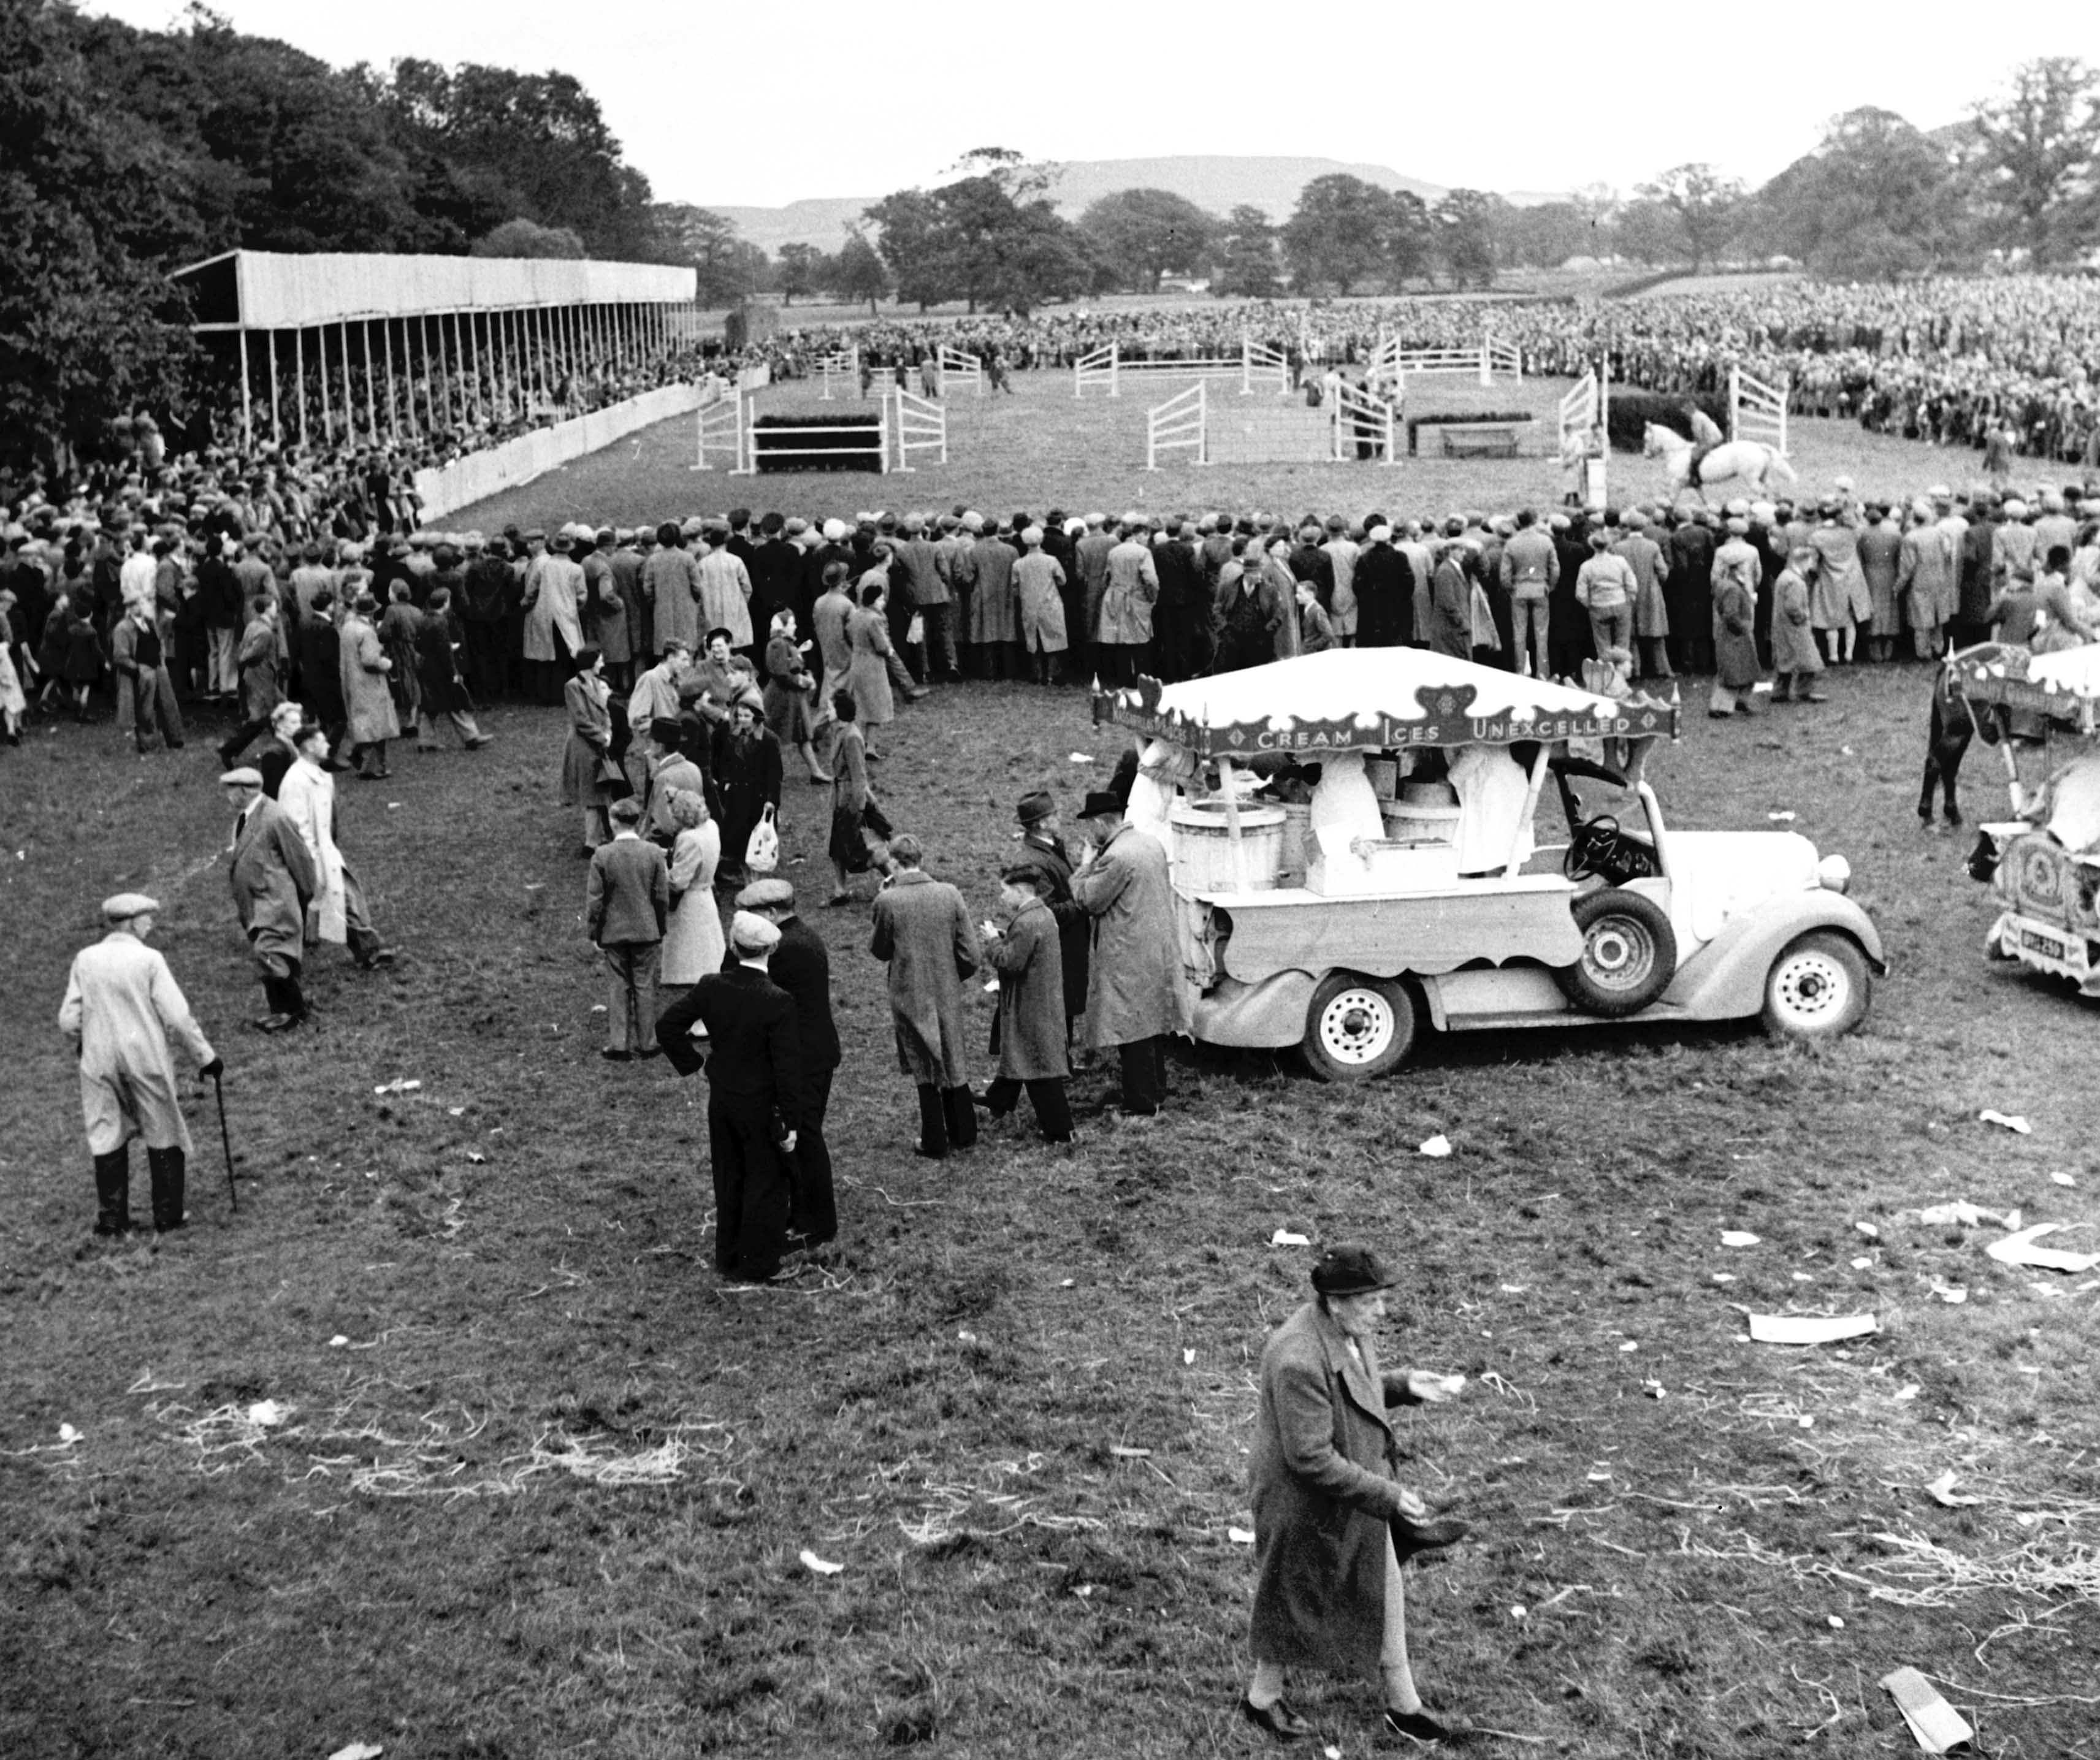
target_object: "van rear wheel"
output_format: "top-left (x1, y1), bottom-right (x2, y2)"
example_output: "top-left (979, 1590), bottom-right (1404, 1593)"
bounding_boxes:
top-left (1302, 972), bottom-right (1418, 1083)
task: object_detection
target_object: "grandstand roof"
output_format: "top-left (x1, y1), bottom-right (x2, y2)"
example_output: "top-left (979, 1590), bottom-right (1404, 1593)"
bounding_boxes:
top-left (172, 250), bottom-right (697, 331)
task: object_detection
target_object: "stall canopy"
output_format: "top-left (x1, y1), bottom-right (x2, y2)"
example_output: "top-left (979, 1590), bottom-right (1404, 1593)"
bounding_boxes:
top-left (1950, 642), bottom-right (2100, 735)
top-left (171, 250), bottom-right (697, 330)
top-left (1098, 649), bottom-right (1681, 758)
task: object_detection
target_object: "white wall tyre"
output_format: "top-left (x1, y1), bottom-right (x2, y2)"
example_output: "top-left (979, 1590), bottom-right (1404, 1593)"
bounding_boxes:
top-left (1761, 931), bottom-right (1871, 1040)
top-left (1302, 973), bottom-right (1418, 1083)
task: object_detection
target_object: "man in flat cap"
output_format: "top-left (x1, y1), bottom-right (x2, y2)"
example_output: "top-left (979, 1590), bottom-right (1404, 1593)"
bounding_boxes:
top-left (656, 909), bottom-right (806, 1283)
top-left (1243, 1244), bottom-right (1470, 1746)
top-left (221, 766), bottom-right (318, 1031)
top-left (1072, 790), bottom-right (1188, 1118)
top-left (731, 877), bottom-right (839, 1249)
top-left (59, 894), bottom-right (222, 1236)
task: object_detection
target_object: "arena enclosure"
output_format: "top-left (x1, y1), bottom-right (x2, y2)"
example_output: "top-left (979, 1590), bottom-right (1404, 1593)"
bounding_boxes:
top-left (172, 250), bottom-right (704, 516)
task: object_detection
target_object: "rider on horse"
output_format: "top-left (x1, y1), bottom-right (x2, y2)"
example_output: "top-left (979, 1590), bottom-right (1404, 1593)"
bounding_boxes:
top-left (1685, 406), bottom-right (1725, 488)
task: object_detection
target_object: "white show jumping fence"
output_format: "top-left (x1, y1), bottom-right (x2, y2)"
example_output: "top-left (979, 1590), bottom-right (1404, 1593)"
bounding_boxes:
top-left (817, 345), bottom-right (858, 401)
top-left (1146, 383), bottom-right (1208, 470)
top-left (937, 344), bottom-right (982, 398)
top-left (1367, 333), bottom-right (1520, 396)
top-left (888, 386), bottom-right (948, 470)
top-left (691, 386), bottom-right (754, 474)
top-left (1559, 364), bottom-right (1609, 508)
top-left (1330, 379), bottom-right (1398, 464)
top-left (1729, 365), bottom-right (1789, 455)
top-left (1075, 337), bottom-right (1289, 399)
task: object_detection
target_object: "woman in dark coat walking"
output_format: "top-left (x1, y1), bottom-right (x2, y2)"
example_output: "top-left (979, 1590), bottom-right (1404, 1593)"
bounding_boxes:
top-left (1243, 1245), bottom-right (1470, 1747)
top-left (411, 585), bottom-right (491, 750)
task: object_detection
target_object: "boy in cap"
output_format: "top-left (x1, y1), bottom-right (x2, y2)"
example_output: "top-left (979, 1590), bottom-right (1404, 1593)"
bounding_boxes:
top-left (586, 799), bottom-right (669, 1061)
top-left (59, 894), bottom-right (222, 1235)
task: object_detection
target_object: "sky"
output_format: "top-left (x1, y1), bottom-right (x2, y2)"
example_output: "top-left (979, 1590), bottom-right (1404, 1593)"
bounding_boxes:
top-left (90, 0), bottom-right (2096, 210)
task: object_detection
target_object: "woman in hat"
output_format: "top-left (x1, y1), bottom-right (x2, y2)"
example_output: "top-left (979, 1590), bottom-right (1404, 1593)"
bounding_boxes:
top-left (846, 582), bottom-right (896, 758)
top-left (711, 689), bottom-right (783, 887)
top-left (1243, 1244), bottom-right (1470, 1746)
top-left (560, 647), bottom-right (620, 853)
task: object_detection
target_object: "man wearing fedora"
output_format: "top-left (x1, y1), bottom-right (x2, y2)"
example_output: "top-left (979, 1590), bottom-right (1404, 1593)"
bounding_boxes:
top-left (221, 764), bottom-right (318, 1031)
top-left (1245, 1244), bottom-right (1471, 1746)
top-left (1071, 791), bottom-right (1186, 1118)
top-left (59, 894), bottom-right (223, 1236)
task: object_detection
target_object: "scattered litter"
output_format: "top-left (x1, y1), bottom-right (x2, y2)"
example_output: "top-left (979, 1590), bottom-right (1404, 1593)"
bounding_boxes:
top-left (1183, 1348), bottom-right (1196, 1365)
top-left (798, 1550), bottom-right (844, 1576)
top-left (2028, 1281), bottom-right (2066, 1300)
top-left (1058, 1279), bottom-right (1075, 1288)
top-left (1618, 1341), bottom-right (1638, 1352)
top-left (1270, 1229), bottom-right (1310, 1247)
top-left (1228, 1527), bottom-right (1256, 1545)
top-left (1977, 1109), bottom-right (2031, 1134)
top-left (522, 883), bottom-right (544, 892)
top-left (1986, 1224), bottom-right (2100, 1274)
top-left (1067, 752), bottom-right (1094, 764)
top-left (1072, 1583), bottom-right (1096, 1598)
top-left (1766, 811), bottom-right (1796, 823)
top-left (448, 1107), bottom-right (465, 1117)
top-left (1711, 1273), bottom-right (1736, 1284)
top-left (327, 1745), bottom-right (384, 1760)
top-left (1850, 1256), bottom-right (1874, 1269)
top-left (1510, 1604), bottom-right (1529, 1620)
top-left (2051, 1171), bottom-right (2077, 1187)
top-left (1879, 1666), bottom-right (1974, 1756)
top-left (1587, 1470), bottom-right (1613, 1482)
top-left (372, 1078), bottom-right (422, 1095)
top-left (386, 802), bottom-right (401, 810)
top-left (1893, 1384), bottom-right (1920, 1401)
top-left (1856, 1222), bottom-right (1880, 1239)
top-left (1790, 1272), bottom-right (1815, 1284)
top-left (1930, 1284), bottom-right (1968, 1305)
top-left (1720, 1230), bottom-right (1761, 1247)
top-left (1918, 1201), bottom-right (2015, 1229)
top-left (1748, 1313), bottom-right (1877, 1346)
top-left (328, 1335), bottom-right (349, 1348)
top-left (590, 1005), bottom-right (607, 1015)
top-left (244, 1400), bottom-right (287, 1428)
top-left (1925, 1472), bottom-right (1979, 1509)
top-left (466, 1152), bottom-right (486, 1165)
top-left (1418, 1134), bottom-right (1452, 1158)
top-left (1751, 680), bottom-right (1774, 695)
top-left (955, 1331), bottom-right (977, 1344)
top-left (1109, 1446), bottom-right (1152, 1459)
top-left (1641, 1379), bottom-right (1666, 1400)
top-left (1827, 1615), bottom-right (1844, 1628)
top-left (57, 1424), bottom-right (79, 1446)
top-left (1499, 1284), bottom-right (1529, 1293)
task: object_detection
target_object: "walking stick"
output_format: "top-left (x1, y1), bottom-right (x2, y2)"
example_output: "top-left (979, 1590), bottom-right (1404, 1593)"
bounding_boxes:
top-left (212, 1071), bottom-right (237, 1213)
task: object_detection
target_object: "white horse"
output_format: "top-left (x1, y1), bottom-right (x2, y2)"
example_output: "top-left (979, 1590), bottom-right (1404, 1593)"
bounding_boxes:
top-left (1643, 421), bottom-right (1796, 503)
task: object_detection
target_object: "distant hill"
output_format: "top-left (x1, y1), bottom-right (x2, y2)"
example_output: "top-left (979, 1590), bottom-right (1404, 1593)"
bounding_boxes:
top-left (702, 156), bottom-right (1568, 254)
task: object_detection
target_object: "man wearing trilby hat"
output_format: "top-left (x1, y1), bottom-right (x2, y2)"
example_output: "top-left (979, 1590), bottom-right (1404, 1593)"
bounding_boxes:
top-left (221, 765), bottom-right (319, 1031)
top-left (58, 894), bottom-right (222, 1236)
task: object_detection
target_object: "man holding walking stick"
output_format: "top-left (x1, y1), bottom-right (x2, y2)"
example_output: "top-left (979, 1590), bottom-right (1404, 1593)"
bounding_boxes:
top-left (58, 894), bottom-right (222, 1237)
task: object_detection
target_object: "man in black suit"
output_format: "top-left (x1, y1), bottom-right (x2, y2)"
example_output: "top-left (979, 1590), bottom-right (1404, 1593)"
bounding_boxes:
top-left (656, 911), bottom-right (806, 1284)
top-left (733, 878), bottom-right (839, 1250)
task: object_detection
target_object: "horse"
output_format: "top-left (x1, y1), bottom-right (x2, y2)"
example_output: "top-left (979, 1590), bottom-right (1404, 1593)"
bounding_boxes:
top-left (1642, 422), bottom-right (1797, 504)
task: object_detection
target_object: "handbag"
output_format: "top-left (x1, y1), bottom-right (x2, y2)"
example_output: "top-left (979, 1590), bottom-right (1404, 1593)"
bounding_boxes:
top-left (905, 612), bottom-right (925, 646)
top-left (744, 802), bottom-right (780, 874)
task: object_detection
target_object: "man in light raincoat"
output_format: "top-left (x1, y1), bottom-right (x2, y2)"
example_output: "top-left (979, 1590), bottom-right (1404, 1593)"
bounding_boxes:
top-left (277, 722), bottom-right (396, 970)
top-left (58, 894), bottom-right (221, 1235)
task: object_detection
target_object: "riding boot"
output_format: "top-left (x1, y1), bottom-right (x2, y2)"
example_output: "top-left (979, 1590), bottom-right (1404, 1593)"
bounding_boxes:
top-left (92, 1149), bottom-right (132, 1235)
top-left (146, 1146), bottom-right (186, 1233)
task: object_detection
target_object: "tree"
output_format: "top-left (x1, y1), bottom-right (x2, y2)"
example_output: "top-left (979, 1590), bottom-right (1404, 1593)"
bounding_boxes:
top-left (862, 188), bottom-right (956, 309)
top-left (1752, 107), bottom-right (1968, 278)
top-left (0, 0), bottom-right (196, 470)
top-left (651, 205), bottom-right (765, 307)
top-left (1078, 188), bottom-right (1217, 291)
top-left (1212, 205), bottom-right (1281, 298)
top-left (1432, 189), bottom-right (1503, 289)
top-left (1499, 200), bottom-right (1598, 269)
top-left (472, 217), bottom-right (584, 258)
top-left (862, 150), bottom-right (1086, 314)
top-left (1970, 57), bottom-right (2100, 262)
top-left (1383, 189), bottom-right (1434, 288)
top-left (833, 232), bottom-right (891, 315)
top-left (1634, 162), bottom-right (1744, 271)
top-left (775, 242), bottom-right (820, 305)
top-left (1280, 174), bottom-right (1396, 294)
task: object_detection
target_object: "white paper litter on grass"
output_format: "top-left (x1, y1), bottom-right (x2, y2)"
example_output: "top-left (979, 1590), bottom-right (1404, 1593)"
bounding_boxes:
top-left (799, 1550), bottom-right (844, 1576)
top-left (1270, 1229), bottom-right (1310, 1247)
top-left (1978, 1109), bottom-right (2032, 1134)
top-left (2051, 1171), bottom-right (2077, 1187)
top-left (1925, 1472), bottom-right (1979, 1508)
top-left (244, 1400), bottom-right (287, 1428)
top-left (1183, 1349), bottom-right (1196, 1365)
top-left (1110, 1446), bottom-right (1152, 1459)
top-left (57, 1424), bottom-right (78, 1445)
top-left (328, 1335), bottom-right (349, 1348)
top-left (327, 1745), bottom-right (384, 1760)
top-left (1986, 1224), bottom-right (2100, 1274)
top-left (372, 1078), bottom-right (422, 1095)
top-left (1766, 811), bottom-right (1797, 823)
top-left (1228, 1527), bottom-right (1256, 1545)
top-left (1068, 752), bottom-right (1094, 764)
top-left (1856, 1222), bottom-right (1880, 1239)
top-left (1749, 1313), bottom-right (1877, 1346)
top-left (1418, 1134), bottom-right (1453, 1157)
top-left (1720, 1230), bottom-right (1761, 1247)
top-left (1880, 1666), bottom-right (1973, 1755)
top-left (1918, 1201), bottom-right (2013, 1229)
top-left (1850, 1256), bottom-right (1874, 1269)
top-left (1894, 1384), bottom-right (1920, 1401)
top-left (1931, 1284), bottom-right (1968, 1305)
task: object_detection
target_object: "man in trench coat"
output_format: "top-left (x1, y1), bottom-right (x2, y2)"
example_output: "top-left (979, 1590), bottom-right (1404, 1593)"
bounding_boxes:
top-left (222, 767), bottom-right (318, 1030)
top-left (58, 894), bottom-right (222, 1236)
top-left (980, 866), bottom-right (1072, 1143)
top-left (1244, 1244), bottom-right (1470, 1747)
top-left (868, 834), bottom-right (981, 1159)
top-left (1071, 790), bottom-right (1188, 1118)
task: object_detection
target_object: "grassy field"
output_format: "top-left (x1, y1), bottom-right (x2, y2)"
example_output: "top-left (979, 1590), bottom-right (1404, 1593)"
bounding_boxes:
top-left (5, 403), bottom-right (2098, 1760)
top-left (448, 369), bottom-right (1987, 543)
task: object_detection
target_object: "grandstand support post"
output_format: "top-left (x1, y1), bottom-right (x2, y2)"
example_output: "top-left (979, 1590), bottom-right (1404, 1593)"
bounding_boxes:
top-left (382, 321), bottom-right (396, 443)
top-left (238, 329), bottom-right (252, 452)
top-left (294, 328), bottom-right (307, 448)
top-left (267, 330), bottom-right (280, 443)
top-left (364, 321), bottom-right (378, 441)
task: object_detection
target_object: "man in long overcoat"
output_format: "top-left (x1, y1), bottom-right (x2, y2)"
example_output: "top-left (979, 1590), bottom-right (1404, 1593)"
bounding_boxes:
top-left (1006, 791), bottom-right (1088, 1030)
top-left (1709, 517), bottom-right (1763, 717)
top-left (732, 878), bottom-right (839, 1249)
top-left (338, 591), bottom-right (399, 779)
top-left (869, 834), bottom-right (981, 1159)
top-left (1071, 790), bottom-right (1188, 1117)
top-left (58, 894), bottom-right (221, 1236)
top-left (222, 767), bottom-right (318, 1030)
top-left (982, 866), bottom-right (1072, 1143)
top-left (1243, 1244), bottom-right (1468, 1746)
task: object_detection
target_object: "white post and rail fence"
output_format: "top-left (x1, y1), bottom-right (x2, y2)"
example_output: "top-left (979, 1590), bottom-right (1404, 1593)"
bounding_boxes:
top-left (1076, 335), bottom-right (1290, 399)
